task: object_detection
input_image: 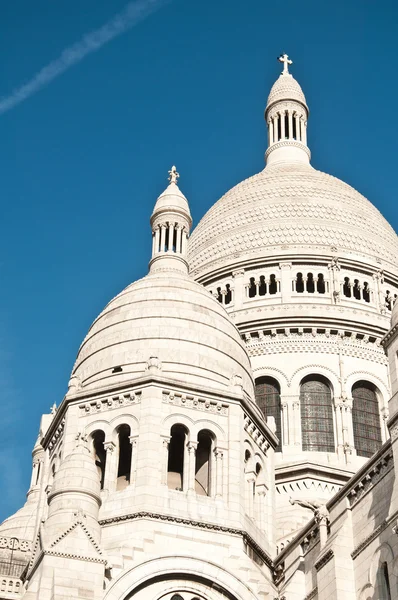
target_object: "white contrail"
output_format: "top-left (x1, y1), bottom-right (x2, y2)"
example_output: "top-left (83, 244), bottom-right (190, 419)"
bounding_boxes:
top-left (0, 0), bottom-right (169, 115)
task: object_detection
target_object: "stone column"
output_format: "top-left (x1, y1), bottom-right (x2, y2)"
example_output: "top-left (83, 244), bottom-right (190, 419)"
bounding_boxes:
top-left (168, 222), bottom-right (174, 252)
top-left (334, 400), bottom-right (344, 456)
top-left (129, 435), bottom-right (139, 484)
top-left (181, 229), bottom-right (187, 255)
top-left (268, 119), bottom-right (273, 145)
top-left (103, 441), bottom-right (117, 492)
top-left (288, 110), bottom-right (293, 139)
top-left (160, 224), bottom-right (166, 253)
top-left (279, 262), bottom-right (292, 303)
top-left (292, 398), bottom-right (301, 448)
top-left (175, 225), bottom-right (181, 253)
top-left (154, 227), bottom-right (160, 254)
top-left (214, 448), bottom-right (224, 498)
top-left (232, 270), bottom-right (245, 309)
top-left (281, 401), bottom-right (289, 447)
top-left (187, 441), bottom-right (197, 495)
top-left (273, 115), bottom-right (279, 142)
top-left (256, 484), bottom-right (267, 531)
top-left (300, 117), bottom-right (305, 143)
top-left (295, 114), bottom-right (300, 141)
top-left (161, 436), bottom-right (170, 486)
top-left (246, 474), bottom-right (256, 518)
top-left (151, 232), bottom-right (156, 256)
top-left (280, 111), bottom-right (285, 139)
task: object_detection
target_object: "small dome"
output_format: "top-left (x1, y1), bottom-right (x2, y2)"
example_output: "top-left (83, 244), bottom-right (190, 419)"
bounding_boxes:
top-left (267, 73), bottom-right (307, 110)
top-left (49, 442), bottom-right (100, 502)
top-left (0, 499), bottom-right (37, 542)
top-left (151, 181), bottom-right (192, 221)
top-left (70, 270), bottom-right (254, 397)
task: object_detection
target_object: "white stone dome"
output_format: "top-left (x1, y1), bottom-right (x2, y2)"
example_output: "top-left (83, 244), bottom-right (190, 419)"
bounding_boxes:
top-left (70, 270), bottom-right (254, 396)
top-left (267, 73), bottom-right (307, 109)
top-left (188, 162), bottom-right (398, 276)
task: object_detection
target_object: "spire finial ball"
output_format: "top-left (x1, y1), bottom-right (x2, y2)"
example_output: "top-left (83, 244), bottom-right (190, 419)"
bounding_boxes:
top-left (278, 53), bottom-right (292, 75)
top-left (168, 165), bottom-right (179, 185)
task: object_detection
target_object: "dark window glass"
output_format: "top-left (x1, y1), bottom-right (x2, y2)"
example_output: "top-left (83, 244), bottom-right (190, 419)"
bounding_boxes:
top-left (296, 273), bottom-right (304, 293)
top-left (248, 277), bottom-right (256, 298)
top-left (352, 381), bottom-right (382, 458)
top-left (255, 377), bottom-right (282, 451)
top-left (300, 376), bottom-right (334, 452)
top-left (306, 273), bottom-right (315, 293)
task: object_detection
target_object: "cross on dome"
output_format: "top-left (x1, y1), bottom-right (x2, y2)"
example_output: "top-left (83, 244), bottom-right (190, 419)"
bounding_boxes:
top-left (168, 165), bottom-right (179, 184)
top-left (278, 53), bottom-right (292, 75)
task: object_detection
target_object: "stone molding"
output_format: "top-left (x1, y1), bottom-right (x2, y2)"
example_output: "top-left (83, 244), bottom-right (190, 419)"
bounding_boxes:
top-left (79, 391), bottom-right (141, 417)
top-left (314, 548), bottom-right (334, 571)
top-left (243, 414), bottom-right (271, 454)
top-left (98, 510), bottom-right (273, 568)
top-left (382, 323), bottom-right (398, 347)
top-left (265, 140), bottom-right (311, 160)
top-left (0, 537), bottom-right (31, 552)
top-left (303, 588), bottom-right (318, 600)
top-left (48, 418), bottom-right (65, 455)
top-left (162, 390), bottom-right (228, 416)
top-left (348, 450), bottom-right (393, 508)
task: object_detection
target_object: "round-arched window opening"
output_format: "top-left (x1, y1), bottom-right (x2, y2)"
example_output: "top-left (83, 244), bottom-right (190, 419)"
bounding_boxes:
top-left (352, 381), bottom-right (382, 458)
top-left (170, 595), bottom-right (184, 600)
top-left (254, 377), bottom-right (282, 451)
top-left (300, 375), bottom-right (334, 453)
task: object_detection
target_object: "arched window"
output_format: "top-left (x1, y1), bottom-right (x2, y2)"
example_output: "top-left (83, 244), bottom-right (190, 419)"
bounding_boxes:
top-left (116, 424), bottom-right (132, 490)
top-left (363, 281), bottom-right (370, 302)
top-left (353, 279), bottom-right (361, 300)
top-left (216, 287), bottom-right (222, 303)
top-left (248, 277), bottom-right (256, 298)
top-left (167, 424), bottom-right (187, 491)
top-left (195, 430), bottom-right (213, 496)
top-left (352, 381), bottom-right (382, 458)
top-left (259, 275), bottom-right (267, 296)
top-left (225, 284), bottom-right (232, 305)
top-left (92, 430), bottom-right (106, 489)
top-left (269, 274), bottom-right (277, 294)
top-left (343, 277), bottom-right (351, 297)
top-left (300, 376), bottom-right (334, 452)
top-left (376, 562), bottom-right (391, 600)
top-left (171, 595), bottom-right (184, 600)
top-left (255, 377), bottom-right (282, 451)
top-left (296, 272), bottom-right (304, 293)
top-left (306, 273), bottom-right (315, 293)
top-left (317, 273), bottom-right (326, 294)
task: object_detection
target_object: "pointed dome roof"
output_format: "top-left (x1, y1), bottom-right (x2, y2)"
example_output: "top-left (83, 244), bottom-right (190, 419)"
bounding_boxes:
top-left (151, 166), bottom-right (192, 223)
top-left (266, 73), bottom-right (307, 109)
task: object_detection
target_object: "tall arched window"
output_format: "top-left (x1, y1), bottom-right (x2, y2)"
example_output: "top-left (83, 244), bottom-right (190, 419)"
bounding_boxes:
top-left (116, 424), bottom-right (132, 490)
top-left (300, 376), bottom-right (334, 452)
top-left (352, 381), bottom-right (382, 458)
top-left (167, 424), bottom-right (187, 491)
top-left (92, 430), bottom-right (106, 490)
top-left (255, 377), bottom-right (282, 451)
top-left (195, 430), bottom-right (213, 496)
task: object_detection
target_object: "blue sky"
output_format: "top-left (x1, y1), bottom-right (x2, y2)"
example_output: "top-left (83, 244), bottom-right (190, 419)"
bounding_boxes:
top-left (0, 0), bottom-right (397, 522)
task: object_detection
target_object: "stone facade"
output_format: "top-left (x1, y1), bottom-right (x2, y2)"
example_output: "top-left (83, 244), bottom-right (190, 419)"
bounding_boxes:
top-left (1, 56), bottom-right (398, 599)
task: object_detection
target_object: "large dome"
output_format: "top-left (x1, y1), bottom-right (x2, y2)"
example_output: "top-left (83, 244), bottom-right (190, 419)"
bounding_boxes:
top-left (188, 161), bottom-right (398, 277)
top-left (70, 269), bottom-right (254, 397)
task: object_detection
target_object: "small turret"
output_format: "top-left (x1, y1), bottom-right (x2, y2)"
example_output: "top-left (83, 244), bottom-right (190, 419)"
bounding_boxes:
top-left (45, 432), bottom-right (101, 541)
top-left (265, 54), bottom-right (310, 165)
top-left (149, 166), bottom-right (192, 274)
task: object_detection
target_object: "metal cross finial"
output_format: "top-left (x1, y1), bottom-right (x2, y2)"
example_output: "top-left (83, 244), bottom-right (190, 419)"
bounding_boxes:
top-left (168, 165), bottom-right (179, 184)
top-left (278, 53), bottom-right (292, 74)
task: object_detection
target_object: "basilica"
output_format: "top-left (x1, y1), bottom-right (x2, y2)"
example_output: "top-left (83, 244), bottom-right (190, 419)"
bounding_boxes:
top-left (1, 55), bottom-right (398, 600)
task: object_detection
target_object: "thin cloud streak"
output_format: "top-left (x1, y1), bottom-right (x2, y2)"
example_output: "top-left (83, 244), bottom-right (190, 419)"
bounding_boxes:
top-left (0, 0), bottom-right (169, 115)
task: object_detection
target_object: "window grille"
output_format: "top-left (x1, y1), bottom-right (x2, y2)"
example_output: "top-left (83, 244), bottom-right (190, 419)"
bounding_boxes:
top-left (352, 381), bottom-right (382, 457)
top-left (300, 376), bottom-right (334, 452)
top-left (255, 377), bottom-right (282, 451)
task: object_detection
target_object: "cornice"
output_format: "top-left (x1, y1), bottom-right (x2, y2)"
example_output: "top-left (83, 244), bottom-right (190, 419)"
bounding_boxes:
top-left (382, 323), bottom-right (398, 348)
top-left (314, 548), bottom-right (334, 571)
top-left (351, 508), bottom-right (398, 559)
